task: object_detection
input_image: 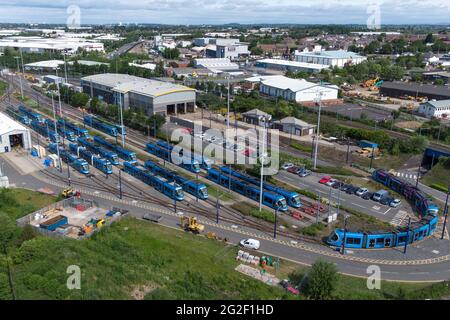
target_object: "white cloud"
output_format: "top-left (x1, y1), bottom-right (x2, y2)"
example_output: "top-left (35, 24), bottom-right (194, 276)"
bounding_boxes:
top-left (0, 0), bottom-right (449, 24)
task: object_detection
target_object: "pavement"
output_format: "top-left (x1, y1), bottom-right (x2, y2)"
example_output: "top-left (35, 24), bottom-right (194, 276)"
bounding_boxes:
top-left (3, 151), bottom-right (450, 282)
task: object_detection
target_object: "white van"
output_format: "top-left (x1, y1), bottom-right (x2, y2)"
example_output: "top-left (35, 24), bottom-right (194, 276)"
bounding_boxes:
top-left (373, 189), bottom-right (388, 202)
top-left (239, 239), bottom-right (260, 250)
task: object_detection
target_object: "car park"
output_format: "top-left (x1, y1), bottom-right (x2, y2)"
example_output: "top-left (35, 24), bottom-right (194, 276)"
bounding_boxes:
top-left (282, 163), bottom-right (294, 170)
top-left (390, 199), bottom-right (402, 208)
top-left (346, 185), bottom-right (359, 195)
top-left (362, 192), bottom-right (374, 200)
top-left (239, 239), bottom-right (260, 250)
top-left (356, 188), bottom-right (369, 196)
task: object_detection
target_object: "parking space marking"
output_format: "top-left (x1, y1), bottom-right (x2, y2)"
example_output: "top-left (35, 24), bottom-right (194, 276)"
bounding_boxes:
top-left (373, 205), bottom-right (381, 210)
top-left (383, 208), bottom-right (392, 215)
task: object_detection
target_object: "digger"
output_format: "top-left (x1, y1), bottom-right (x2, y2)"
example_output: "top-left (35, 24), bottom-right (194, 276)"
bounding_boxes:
top-left (180, 216), bottom-right (205, 234)
top-left (61, 188), bottom-right (81, 199)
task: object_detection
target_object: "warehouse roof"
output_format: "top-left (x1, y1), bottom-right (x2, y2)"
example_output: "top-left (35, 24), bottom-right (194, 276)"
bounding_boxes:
top-left (24, 60), bottom-right (64, 69)
top-left (246, 75), bottom-right (339, 92)
top-left (421, 99), bottom-right (450, 108)
top-left (0, 112), bottom-right (28, 135)
top-left (380, 81), bottom-right (450, 97)
top-left (81, 73), bottom-right (195, 98)
top-left (296, 50), bottom-right (365, 60)
top-left (257, 58), bottom-right (329, 71)
top-left (277, 117), bottom-right (315, 127)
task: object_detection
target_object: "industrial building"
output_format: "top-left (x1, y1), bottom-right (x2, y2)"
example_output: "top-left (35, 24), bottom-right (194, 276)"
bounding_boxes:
top-left (242, 109), bottom-right (272, 126)
top-left (0, 36), bottom-right (104, 54)
top-left (380, 82), bottom-right (450, 100)
top-left (194, 58), bottom-right (240, 73)
top-left (81, 74), bottom-right (196, 116)
top-left (294, 49), bottom-right (367, 68)
top-left (272, 117), bottom-right (316, 136)
top-left (43, 75), bottom-right (65, 85)
top-left (24, 60), bottom-right (65, 72)
top-left (255, 58), bottom-right (329, 73)
top-left (245, 75), bottom-right (339, 104)
top-left (193, 38), bottom-right (249, 60)
top-left (0, 112), bottom-right (31, 153)
top-left (419, 100), bottom-right (450, 119)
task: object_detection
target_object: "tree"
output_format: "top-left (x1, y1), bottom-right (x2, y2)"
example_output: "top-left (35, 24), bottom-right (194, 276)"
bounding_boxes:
top-left (70, 92), bottom-right (90, 108)
top-left (304, 260), bottom-right (339, 300)
top-left (424, 33), bottom-right (435, 44)
top-left (162, 48), bottom-right (180, 60)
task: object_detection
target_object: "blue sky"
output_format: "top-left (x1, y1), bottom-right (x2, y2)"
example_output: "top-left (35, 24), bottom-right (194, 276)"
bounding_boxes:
top-left (0, 0), bottom-right (449, 25)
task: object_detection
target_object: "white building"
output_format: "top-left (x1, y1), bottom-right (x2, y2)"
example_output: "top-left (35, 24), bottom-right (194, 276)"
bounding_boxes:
top-left (246, 75), bottom-right (339, 103)
top-left (295, 49), bottom-right (367, 68)
top-left (194, 58), bottom-right (240, 73)
top-left (255, 58), bottom-right (329, 73)
top-left (419, 100), bottom-right (450, 119)
top-left (0, 112), bottom-right (31, 153)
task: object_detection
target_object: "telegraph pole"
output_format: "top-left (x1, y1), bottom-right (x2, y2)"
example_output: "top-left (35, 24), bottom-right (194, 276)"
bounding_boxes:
top-left (118, 169), bottom-right (123, 199)
top-left (259, 117), bottom-right (267, 212)
top-left (341, 215), bottom-right (349, 255)
top-left (404, 217), bottom-right (411, 254)
top-left (441, 186), bottom-right (450, 240)
top-left (14, 56), bottom-right (23, 99)
top-left (51, 95), bottom-right (62, 172)
top-left (274, 206), bottom-right (281, 239)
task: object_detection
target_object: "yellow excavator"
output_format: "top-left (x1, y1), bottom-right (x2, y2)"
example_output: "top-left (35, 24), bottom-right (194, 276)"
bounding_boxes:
top-left (180, 216), bottom-right (205, 234)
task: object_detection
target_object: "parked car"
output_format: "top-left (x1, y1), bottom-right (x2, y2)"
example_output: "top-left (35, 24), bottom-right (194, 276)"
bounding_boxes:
top-left (356, 188), bottom-right (369, 196)
top-left (373, 189), bottom-right (389, 202)
top-left (390, 199), bottom-right (402, 208)
top-left (298, 169), bottom-right (312, 177)
top-left (287, 166), bottom-right (300, 174)
top-left (346, 185), bottom-right (359, 195)
top-left (362, 192), bottom-right (374, 200)
top-left (319, 176), bottom-right (332, 184)
top-left (280, 279), bottom-right (300, 295)
top-left (282, 163), bottom-right (295, 170)
top-left (330, 181), bottom-right (343, 189)
top-left (239, 239), bottom-right (260, 250)
top-left (380, 196), bottom-right (394, 206)
top-left (340, 184), bottom-right (351, 192)
top-left (325, 179), bottom-right (337, 187)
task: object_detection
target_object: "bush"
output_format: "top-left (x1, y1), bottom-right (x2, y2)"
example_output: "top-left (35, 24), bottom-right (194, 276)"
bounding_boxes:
top-left (231, 202), bottom-right (275, 223)
top-left (304, 260), bottom-right (339, 300)
top-left (302, 223), bottom-right (326, 236)
top-left (430, 183), bottom-right (448, 193)
top-left (290, 142), bottom-right (312, 153)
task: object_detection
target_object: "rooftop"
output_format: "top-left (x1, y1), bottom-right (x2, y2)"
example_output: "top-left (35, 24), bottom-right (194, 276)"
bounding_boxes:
top-left (245, 75), bottom-right (339, 92)
top-left (0, 112), bottom-right (28, 136)
top-left (296, 50), bottom-right (365, 59)
top-left (81, 73), bottom-right (195, 98)
top-left (257, 58), bottom-right (329, 70)
top-left (277, 117), bottom-right (315, 127)
top-left (243, 108), bottom-right (271, 117)
top-left (422, 99), bottom-right (450, 108)
top-left (380, 81), bottom-right (450, 97)
top-left (24, 60), bottom-right (64, 69)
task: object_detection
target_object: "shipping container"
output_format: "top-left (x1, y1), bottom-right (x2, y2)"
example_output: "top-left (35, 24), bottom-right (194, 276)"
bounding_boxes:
top-left (40, 215), bottom-right (68, 231)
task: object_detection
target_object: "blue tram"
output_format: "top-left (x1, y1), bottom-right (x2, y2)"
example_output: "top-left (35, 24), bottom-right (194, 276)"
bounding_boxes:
top-left (58, 119), bottom-right (90, 138)
top-left (220, 166), bottom-right (301, 208)
top-left (31, 120), bottom-right (61, 143)
top-left (48, 143), bottom-right (90, 175)
top-left (326, 169), bottom-right (440, 249)
top-left (93, 136), bottom-right (137, 164)
top-left (69, 144), bottom-right (113, 175)
top-left (146, 142), bottom-right (201, 174)
top-left (156, 140), bottom-right (212, 170)
top-left (372, 169), bottom-right (439, 216)
top-left (144, 160), bottom-right (208, 200)
top-left (327, 214), bottom-right (438, 249)
top-left (83, 115), bottom-right (118, 137)
top-left (77, 138), bottom-right (120, 166)
top-left (18, 105), bottom-right (44, 123)
top-left (206, 168), bottom-right (288, 212)
top-left (7, 108), bottom-right (31, 125)
top-left (45, 119), bottom-right (76, 142)
top-left (123, 162), bottom-right (184, 201)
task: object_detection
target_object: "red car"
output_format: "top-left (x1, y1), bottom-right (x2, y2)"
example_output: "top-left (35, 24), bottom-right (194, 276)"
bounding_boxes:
top-left (287, 166), bottom-right (300, 174)
top-left (280, 280), bottom-right (300, 295)
top-left (319, 176), bottom-right (332, 184)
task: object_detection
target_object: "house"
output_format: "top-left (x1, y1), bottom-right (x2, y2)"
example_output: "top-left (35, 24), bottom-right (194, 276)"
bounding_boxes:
top-left (272, 117), bottom-right (316, 136)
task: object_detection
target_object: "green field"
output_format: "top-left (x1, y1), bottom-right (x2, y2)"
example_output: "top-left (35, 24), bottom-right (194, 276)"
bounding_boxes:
top-left (422, 162), bottom-right (450, 191)
top-left (0, 80), bottom-right (7, 96)
top-left (2, 188), bottom-right (450, 300)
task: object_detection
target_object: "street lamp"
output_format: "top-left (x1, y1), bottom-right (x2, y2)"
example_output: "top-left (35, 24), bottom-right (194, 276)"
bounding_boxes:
top-left (441, 185), bottom-right (450, 240)
top-left (14, 56), bottom-right (24, 99)
top-left (313, 90), bottom-right (323, 170)
top-left (259, 116), bottom-right (268, 212)
top-left (274, 206), bottom-right (282, 239)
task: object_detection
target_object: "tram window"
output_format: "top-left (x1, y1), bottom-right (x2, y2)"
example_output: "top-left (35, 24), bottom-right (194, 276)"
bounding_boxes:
top-left (414, 233), bottom-right (419, 241)
top-left (376, 238), bottom-right (384, 245)
top-left (369, 239), bottom-right (375, 248)
top-left (385, 238), bottom-right (391, 247)
top-left (398, 236), bottom-right (407, 243)
top-left (346, 238), bottom-right (361, 245)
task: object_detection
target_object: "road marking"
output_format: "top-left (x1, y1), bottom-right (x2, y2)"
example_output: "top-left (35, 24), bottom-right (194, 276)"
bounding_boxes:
top-left (383, 208), bottom-right (392, 215)
top-left (373, 206), bottom-right (381, 210)
top-left (432, 250), bottom-right (440, 255)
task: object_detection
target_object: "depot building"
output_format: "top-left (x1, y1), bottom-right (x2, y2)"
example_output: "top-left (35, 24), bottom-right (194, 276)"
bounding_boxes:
top-left (0, 112), bottom-right (31, 153)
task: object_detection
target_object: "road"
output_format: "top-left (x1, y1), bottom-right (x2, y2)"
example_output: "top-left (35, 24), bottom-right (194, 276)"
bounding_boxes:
top-left (2, 153), bottom-right (450, 282)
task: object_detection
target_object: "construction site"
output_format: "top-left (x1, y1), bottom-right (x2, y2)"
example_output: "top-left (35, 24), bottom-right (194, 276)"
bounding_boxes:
top-left (16, 194), bottom-right (128, 239)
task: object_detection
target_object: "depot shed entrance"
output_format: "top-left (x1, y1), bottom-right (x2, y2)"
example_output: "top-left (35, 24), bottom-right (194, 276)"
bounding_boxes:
top-left (0, 112), bottom-right (31, 153)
